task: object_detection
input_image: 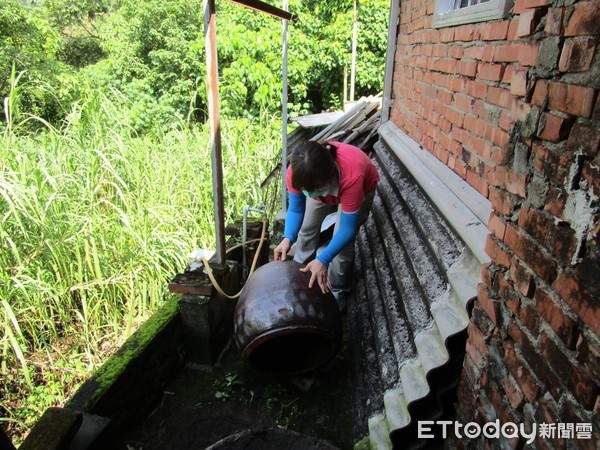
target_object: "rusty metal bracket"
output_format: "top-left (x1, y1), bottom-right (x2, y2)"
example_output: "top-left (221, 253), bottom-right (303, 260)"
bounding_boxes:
top-left (226, 0), bottom-right (296, 22)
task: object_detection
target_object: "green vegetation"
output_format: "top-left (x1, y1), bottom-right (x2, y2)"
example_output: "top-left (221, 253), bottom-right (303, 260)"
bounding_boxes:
top-left (0, 0), bottom-right (388, 443)
top-left (0, 83), bottom-right (281, 441)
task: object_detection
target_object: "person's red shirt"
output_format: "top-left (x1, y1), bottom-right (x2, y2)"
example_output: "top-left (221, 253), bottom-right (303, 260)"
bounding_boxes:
top-left (286, 142), bottom-right (379, 213)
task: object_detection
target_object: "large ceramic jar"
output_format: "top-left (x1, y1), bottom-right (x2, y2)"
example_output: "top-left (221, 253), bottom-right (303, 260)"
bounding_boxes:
top-left (233, 261), bottom-right (342, 376)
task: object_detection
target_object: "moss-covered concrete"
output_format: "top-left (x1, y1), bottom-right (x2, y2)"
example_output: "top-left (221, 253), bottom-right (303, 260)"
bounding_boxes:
top-left (67, 298), bottom-right (184, 422)
top-left (19, 407), bottom-right (82, 450)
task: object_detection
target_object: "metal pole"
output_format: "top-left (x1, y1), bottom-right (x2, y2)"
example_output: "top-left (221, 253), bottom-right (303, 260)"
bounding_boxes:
top-left (281, 0), bottom-right (289, 213)
top-left (204, 0), bottom-right (226, 264)
top-left (350, 0), bottom-right (358, 102)
top-left (381, 0), bottom-right (400, 123)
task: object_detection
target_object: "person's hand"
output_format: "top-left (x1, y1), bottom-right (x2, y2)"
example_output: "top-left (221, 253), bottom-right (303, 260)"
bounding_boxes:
top-left (300, 259), bottom-right (330, 294)
top-left (273, 238), bottom-right (291, 261)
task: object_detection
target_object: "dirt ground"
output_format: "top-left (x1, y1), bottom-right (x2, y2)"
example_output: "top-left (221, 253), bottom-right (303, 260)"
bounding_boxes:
top-left (115, 321), bottom-right (355, 450)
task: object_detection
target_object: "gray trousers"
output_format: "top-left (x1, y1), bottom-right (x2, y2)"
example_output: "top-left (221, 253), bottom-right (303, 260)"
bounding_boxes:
top-left (292, 190), bottom-right (376, 296)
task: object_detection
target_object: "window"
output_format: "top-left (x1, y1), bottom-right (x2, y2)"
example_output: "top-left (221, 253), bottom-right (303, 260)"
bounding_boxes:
top-left (433, 0), bottom-right (513, 28)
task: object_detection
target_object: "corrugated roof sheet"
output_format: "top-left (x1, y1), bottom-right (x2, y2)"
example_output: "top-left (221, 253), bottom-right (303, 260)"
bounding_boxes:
top-left (350, 121), bottom-right (488, 449)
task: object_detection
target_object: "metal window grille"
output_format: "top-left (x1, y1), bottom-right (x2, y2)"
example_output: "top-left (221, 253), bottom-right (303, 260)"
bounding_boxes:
top-left (453, 0), bottom-right (490, 8)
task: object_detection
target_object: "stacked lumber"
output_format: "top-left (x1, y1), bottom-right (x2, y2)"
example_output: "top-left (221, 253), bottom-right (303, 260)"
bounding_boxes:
top-left (309, 95), bottom-right (382, 151)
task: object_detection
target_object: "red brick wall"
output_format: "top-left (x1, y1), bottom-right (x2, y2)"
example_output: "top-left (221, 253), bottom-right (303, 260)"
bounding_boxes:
top-left (390, 0), bottom-right (599, 447)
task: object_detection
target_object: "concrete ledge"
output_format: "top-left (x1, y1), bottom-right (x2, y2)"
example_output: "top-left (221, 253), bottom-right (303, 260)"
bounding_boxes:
top-left (66, 299), bottom-right (185, 430)
top-left (379, 121), bottom-right (491, 265)
top-left (19, 407), bottom-right (82, 450)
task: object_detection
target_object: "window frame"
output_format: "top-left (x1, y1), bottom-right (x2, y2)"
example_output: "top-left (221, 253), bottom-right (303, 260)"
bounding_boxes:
top-left (433, 0), bottom-right (513, 28)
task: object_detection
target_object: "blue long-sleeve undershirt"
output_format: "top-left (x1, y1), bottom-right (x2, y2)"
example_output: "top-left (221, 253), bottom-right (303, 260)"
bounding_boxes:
top-left (283, 193), bottom-right (361, 266)
top-left (282, 193), bottom-right (305, 243)
top-left (316, 211), bottom-right (359, 266)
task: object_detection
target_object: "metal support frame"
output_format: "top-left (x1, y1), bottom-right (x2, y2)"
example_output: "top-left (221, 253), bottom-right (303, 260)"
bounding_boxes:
top-left (204, 0), bottom-right (226, 264)
top-left (227, 0), bottom-right (295, 21)
top-left (281, 0), bottom-right (289, 213)
top-left (203, 0), bottom-right (295, 263)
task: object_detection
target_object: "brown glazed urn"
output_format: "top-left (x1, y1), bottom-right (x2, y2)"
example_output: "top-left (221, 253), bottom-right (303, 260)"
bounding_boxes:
top-left (233, 260), bottom-right (342, 376)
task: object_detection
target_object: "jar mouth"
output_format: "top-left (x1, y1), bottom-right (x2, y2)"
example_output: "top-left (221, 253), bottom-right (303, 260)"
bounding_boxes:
top-left (242, 326), bottom-right (339, 376)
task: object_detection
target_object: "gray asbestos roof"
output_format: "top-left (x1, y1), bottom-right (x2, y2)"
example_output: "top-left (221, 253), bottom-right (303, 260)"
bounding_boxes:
top-left (350, 121), bottom-right (490, 449)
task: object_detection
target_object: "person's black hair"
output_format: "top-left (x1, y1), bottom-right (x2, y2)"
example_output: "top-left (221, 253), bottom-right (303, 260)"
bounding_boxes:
top-left (290, 141), bottom-right (337, 191)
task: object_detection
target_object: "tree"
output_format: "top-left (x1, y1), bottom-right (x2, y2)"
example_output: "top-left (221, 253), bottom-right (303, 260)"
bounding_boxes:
top-left (0, 0), bottom-right (74, 123)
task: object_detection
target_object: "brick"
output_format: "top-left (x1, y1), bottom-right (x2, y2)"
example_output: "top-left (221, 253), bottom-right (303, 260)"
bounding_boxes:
top-left (489, 188), bottom-right (519, 216)
top-left (469, 135), bottom-right (493, 161)
top-left (566, 122), bottom-right (600, 157)
top-left (514, 0), bottom-right (548, 13)
top-left (485, 234), bottom-right (511, 268)
top-left (488, 213), bottom-right (506, 240)
top-left (468, 321), bottom-right (491, 361)
top-left (448, 45), bottom-right (465, 59)
top-left (538, 113), bottom-right (573, 142)
top-left (506, 171), bottom-right (527, 197)
top-left (576, 335), bottom-right (600, 382)
top-left (532, 141), bottom-right (571, 185)
top-left (509, 256), bottom-right (535, 297)
top-left (457, 60), bottom-right (478, 77)
top-left (541, 333), bottom-right (599, 409)
top-left (515, 324), bottom-right (563, 402)
top-left (477, 282), bottom-right (500, 325)
top-left (502, 64), bottom-right (515, 85)
top-left (453, 93), bottom-right (473, 113)
top-left (517, 206), bottom-right (578, 264)
top-left (439, 28), bottom-right (455, 43)
top-left (547, 81), bottom-right (597, 118)
top-left (487, 86), bottom-right (514, 109)
top-left (559, 37), bottom-right (597, 72)
top-left (517, 301), bottom-right (541, 333)
top-left (499, 109), bottom-right (514, 131)
top-left (481, 21), bottom-right (510, 40)
top-left (519, 43), bottom-right (540, 67)
top-left (455, 25), bottom-right (475, 42)
top-left (545, 7), bottom-right (564, 35)
top-left (466, 336), bottom-right (486, 368)
top-left (481, 261), bottom-right (494, 287)
top-left (534, 286), bottom-right (579, 350)
top-left (437, 89), bottom-right (453, 105)
top-left (565, 0), bottom-right (600, 36)
top-left (492, 146), bottom-right (511, 165)
top-left (510, 68), bottom-right (528, 96)
top-left (464, 114), bottom-right (486, 136)
top-left (543, 187), bottom-right (566, 218)
top-left (501, 374), bottom-right (525, 409)
top-left (477, 63), bottom-right (505, 81)
top-left (460, 354), bottom-right (482, 395)
top-left (531, 80), bottom-right (548, 106)
top-left (464, 45), bottom-right (484, 60)
top-left (512, 100), bottom-right (532, 122)
top-left (490, 127), bottom-right (509, 148)
top-left (494, 43), bottom-right (520, 63)
top-left (517, 9), bottom-right (539, 37)
top-left (503, 337), bottom-right (542, 403)
top-left (504, 224), bottom-right (558, 285)
top-left (470, 171), bottom-right (489, 197)
top-left (552, 271), bottom-right (600, 336)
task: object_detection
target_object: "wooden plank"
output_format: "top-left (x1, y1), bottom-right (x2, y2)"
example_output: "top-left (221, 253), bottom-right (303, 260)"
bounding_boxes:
top-left (294, 111), bottom-right (345, 128)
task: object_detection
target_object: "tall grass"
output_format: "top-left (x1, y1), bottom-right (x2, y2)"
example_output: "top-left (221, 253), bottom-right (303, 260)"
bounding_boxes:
top-left (0, 83), bottom-right (282, 442)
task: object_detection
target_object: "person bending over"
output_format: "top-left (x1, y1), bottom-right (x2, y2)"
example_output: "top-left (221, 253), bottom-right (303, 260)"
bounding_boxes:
top-left (273, 140), bottom-right (379, 311)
